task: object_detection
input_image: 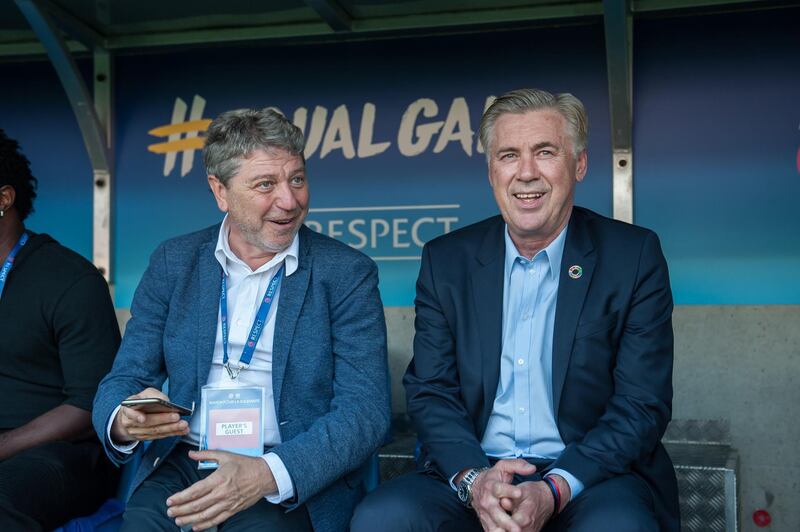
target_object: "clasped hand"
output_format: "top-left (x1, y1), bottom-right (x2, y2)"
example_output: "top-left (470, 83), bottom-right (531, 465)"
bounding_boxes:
top-left (470, 459), bottom-right (557, 532)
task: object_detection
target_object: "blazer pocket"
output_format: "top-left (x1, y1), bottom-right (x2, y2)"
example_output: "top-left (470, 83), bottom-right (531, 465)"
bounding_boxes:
top-left (575, 311), bottom-right (619, 339)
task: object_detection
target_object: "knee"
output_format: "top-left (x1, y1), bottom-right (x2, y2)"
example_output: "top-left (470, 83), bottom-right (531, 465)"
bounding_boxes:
top-left (569, 504), bottom-right (659, 532)
top-left (605, 508), bottom-right (658, 532)
top-left (351, 488), bottom-right (426, 532)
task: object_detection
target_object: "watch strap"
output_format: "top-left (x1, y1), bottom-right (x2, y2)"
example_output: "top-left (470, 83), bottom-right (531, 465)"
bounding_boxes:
top-left (458, 466), bottom-right (490, 507)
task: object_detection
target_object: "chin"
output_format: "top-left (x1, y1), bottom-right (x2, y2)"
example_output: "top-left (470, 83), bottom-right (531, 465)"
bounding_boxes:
top-left (260, 240), bottom-right (291, 254)
top-left (263, 232), bottom-right (298, 251)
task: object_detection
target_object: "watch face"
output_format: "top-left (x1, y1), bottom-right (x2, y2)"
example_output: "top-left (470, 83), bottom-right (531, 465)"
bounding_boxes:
top-left (457, 483), bottom-right (469, 503)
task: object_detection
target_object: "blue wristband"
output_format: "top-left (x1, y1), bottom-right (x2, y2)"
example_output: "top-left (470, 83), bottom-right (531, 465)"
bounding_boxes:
top-left (543, 476), bottom-right (561, 516)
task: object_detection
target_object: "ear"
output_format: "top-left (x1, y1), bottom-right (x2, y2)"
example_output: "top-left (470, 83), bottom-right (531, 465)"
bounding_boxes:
top-left (0, 185), bottom-right (16, 212)
top-left (575, 150), bottom-right (588, 183)
top-left (207, 175), bottom-right (228, 213)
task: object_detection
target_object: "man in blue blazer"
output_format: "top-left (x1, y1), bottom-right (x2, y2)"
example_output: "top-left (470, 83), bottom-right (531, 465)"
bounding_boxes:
top-left (352, 89), bottom-right (678, 531)
top-left (93, 108), bottom-right (390, 532)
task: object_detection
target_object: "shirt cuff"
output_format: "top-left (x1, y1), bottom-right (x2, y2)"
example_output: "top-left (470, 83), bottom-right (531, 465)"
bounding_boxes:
top-left (546, 468), bottom-right (584, 503)
top-left (106, 405), bottom-right (139, 454)
top-left (449, 472), bottom-right (459, 491)
top-left (263, 452), bottom-right (295, 503)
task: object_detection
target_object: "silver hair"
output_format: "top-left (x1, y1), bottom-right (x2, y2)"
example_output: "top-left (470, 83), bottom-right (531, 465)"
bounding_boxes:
top-left (479, 88), bottom-right (588, 161)
top-left (202, 107), bottom-right (305, 185)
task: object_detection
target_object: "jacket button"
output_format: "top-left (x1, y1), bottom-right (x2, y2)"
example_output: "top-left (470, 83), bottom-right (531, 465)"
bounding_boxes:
top-left (424, 460), bottom-right (432, 468)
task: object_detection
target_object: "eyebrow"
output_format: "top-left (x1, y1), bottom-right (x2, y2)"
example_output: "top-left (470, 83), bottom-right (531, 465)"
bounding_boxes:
top-left (495, 141), bottom-right (559, 154)
top-left (246, 167), bottom-right (306, 184)
top-left (246, 174), bottom-right (277, 183)
top-left (532, 141), bottom-right (559, 151)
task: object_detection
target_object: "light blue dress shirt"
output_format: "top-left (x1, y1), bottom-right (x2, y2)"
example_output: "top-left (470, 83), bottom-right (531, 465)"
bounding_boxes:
top-left (480, 225), bottom-right (584, 500)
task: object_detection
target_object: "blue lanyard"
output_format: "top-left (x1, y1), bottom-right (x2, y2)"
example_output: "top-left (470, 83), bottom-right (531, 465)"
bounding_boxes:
top-left (0, 233), bottom-right (29, 301)
top-left (220, 263), bottom-right (285, 380)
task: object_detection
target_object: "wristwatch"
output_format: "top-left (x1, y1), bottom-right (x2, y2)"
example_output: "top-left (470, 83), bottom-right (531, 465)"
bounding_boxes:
top-left (457, 467), bottom-right (489, 507)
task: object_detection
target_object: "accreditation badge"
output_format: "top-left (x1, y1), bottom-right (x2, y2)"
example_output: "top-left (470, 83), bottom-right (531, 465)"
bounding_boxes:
top-left (198, 380), bottom-right (266, 469)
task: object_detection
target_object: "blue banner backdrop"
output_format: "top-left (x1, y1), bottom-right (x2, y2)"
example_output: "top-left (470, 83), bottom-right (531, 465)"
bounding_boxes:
top-left (2, 9), bottom-right (798, 307)
top-left (111, 24), bottom-right (612, 308)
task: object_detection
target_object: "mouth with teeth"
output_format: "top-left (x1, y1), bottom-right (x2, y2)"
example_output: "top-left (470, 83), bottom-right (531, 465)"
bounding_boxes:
top-left (513, 192), bottom-right (546, 206)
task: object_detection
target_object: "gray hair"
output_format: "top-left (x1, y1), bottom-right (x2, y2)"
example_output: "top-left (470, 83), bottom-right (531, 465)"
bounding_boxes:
top-left (203, 107), bottom-right (305, 185)
top-left (479, 88), bottom-right (588, 160)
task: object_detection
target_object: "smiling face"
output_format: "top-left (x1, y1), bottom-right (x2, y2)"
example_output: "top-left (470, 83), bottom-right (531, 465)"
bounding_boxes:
top-left (488, 109), bottom-right (587, 257)
top-left (208, 148), bottom-right (308, 265)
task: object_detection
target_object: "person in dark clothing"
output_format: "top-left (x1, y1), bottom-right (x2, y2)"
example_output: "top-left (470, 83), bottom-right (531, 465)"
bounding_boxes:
top-left (0, 129), bottom-right (120, 531)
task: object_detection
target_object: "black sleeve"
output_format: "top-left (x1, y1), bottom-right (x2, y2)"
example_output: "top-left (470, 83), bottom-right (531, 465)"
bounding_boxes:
top-left (53, 272), bottom-right (121, 412)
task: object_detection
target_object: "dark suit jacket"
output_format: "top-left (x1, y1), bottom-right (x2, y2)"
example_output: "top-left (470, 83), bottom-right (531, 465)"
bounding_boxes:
top-left (404, 207), bottom-right (679, 530)
top-left (93, 224), bottom-right (390, 532)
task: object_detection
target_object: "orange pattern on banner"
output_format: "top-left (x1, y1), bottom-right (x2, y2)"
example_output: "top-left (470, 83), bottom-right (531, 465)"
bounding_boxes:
top-left (147, 118), bottom-right (211, 154)
top-left (147, 137), bottom-right (206, 153)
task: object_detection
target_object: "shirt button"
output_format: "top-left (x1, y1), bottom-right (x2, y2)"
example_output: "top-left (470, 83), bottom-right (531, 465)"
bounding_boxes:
top-left (518, 407), bottom-right (526, 414)
top-left (522, 314), bottom-right (530, 320)
top-left (517, 358), bottom-right (525, 365)
top-left (236, 319), bottom-right (242, 326)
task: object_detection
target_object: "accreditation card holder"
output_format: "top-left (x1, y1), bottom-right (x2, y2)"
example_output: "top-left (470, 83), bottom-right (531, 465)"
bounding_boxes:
top-left (198, 379), bottom-right (266, 470)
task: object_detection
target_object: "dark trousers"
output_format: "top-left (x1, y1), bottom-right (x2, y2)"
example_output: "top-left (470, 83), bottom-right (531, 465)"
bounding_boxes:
top-left (122, 443), bottom-right (314, 531)
top-left (0, 439), bottom-right (119, 532)
top-left (351, 468), bottom-right (659, 532)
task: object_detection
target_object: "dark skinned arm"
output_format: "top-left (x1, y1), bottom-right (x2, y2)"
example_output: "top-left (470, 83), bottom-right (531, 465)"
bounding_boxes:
top-left (0, 404), bottom-right (94, 461)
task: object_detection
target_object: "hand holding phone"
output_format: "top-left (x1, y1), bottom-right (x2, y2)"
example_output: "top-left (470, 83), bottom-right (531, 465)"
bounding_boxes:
top-left (121, 397), bottom-right (194, 416)
top-left (111, 388), bottom-right (192, 444)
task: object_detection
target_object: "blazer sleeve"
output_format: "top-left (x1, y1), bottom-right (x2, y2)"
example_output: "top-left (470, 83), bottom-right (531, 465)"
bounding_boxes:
top-left (92, 243), bottom-right (171, 465)
top-left (404, 244), bottom-right (490, 480)
top-left (270, 255), bottom-right (391, 506)
top-left (553, 231), bottom-right (674, 489)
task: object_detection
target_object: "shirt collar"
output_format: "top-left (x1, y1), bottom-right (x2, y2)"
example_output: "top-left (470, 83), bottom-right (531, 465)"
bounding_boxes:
top-left (214, 215), bottom-right (300, 277)
top-left (503, 223), bottom-right (568, 282)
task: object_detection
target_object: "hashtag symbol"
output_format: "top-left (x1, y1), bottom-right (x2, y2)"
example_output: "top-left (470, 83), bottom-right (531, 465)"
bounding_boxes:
top-left (147, 95), bottom-right (211, 177)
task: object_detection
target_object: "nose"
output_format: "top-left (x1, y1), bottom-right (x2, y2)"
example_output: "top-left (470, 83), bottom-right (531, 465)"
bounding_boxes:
top-left (274, 181), bottom-right (299, 212)
top-left (519, 152), bottom-right (539, 182)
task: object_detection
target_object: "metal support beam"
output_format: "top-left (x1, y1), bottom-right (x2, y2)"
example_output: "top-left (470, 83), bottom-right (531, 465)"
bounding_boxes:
top-left (603, 0), bottom-right (634, 223)
top-left (44, 0), bottom-right (105, 49)
top-left (98, 2), bottom-right (601, 50)
top-left (14, 0), bottom-right (113, 281)
top-left (304, 0), bottom-right (352, 32)
top-left (14, 0), bottom-right (109, 171)
top-left (93, 49), bottom-right (113, 285)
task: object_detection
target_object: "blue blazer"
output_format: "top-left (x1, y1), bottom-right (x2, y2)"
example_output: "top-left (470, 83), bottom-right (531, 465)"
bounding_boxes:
top-left (93, 224), bottom-right (390, 532)
top-left (404, 207), bottom-right (679, 530)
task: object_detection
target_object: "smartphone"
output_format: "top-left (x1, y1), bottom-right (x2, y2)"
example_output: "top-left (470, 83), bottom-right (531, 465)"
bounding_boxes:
top-left (120, 398), bottom-right (194, 416)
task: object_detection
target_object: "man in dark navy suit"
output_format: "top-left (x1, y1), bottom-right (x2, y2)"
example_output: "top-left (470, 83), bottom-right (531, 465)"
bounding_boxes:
top-left (352, 88), bottom-right (679, 531)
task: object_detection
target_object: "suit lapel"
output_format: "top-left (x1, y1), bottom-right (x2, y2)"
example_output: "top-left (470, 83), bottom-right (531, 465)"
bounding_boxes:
top-left (271, 230), bottom-right (311, 415)
top-left (552, 209), bottom-right (596, 418)
top-left (472, 218), bottom-right (505, 432)
top-left (196, 236), bottom-right (223, 389)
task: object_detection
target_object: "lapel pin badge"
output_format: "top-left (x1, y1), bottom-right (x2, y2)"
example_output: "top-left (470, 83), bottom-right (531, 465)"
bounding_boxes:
top-left (568, 265), bottom-right (583, 279)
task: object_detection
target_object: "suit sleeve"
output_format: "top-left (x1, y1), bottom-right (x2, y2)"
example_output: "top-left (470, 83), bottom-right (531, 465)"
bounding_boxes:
top-left (553, 231), bottom-right (674, 489)
top-left (403, 244), bottom-right (490, 480)
top-left (270, 256), bottom-right (390, 506)
top-left (92, 243), bottom-right (171, 465)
